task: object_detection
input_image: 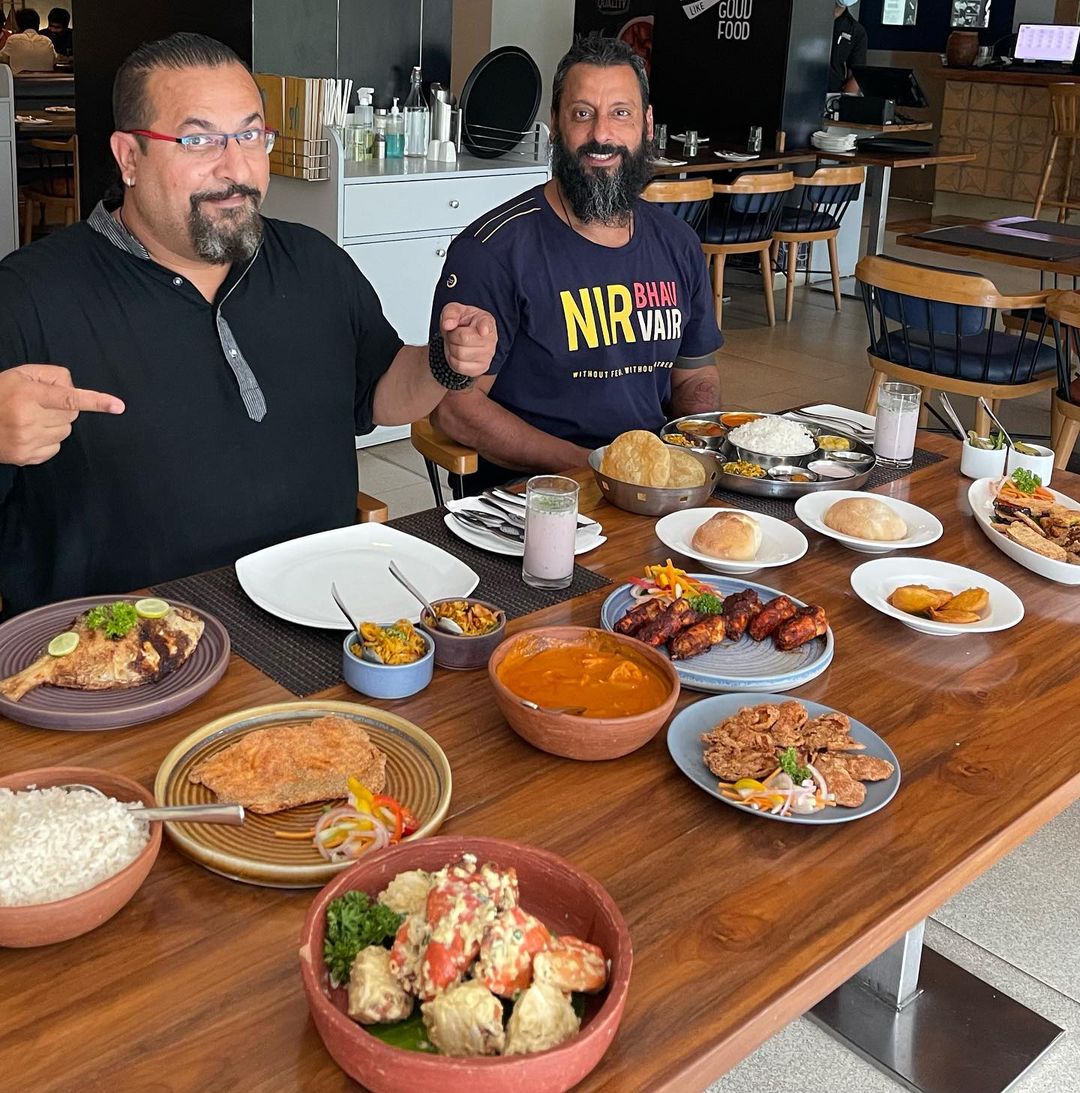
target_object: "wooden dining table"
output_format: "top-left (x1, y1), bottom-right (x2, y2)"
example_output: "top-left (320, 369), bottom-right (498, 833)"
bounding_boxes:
top-left (3, 431), bottom-right (1080, 1092)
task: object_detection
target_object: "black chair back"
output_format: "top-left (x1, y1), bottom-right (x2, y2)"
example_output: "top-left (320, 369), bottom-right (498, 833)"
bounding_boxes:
top-left (861, 274), bottom-right (1052, 385)
top-left (701, 187), bottom-right (787, 246)
top-left (784, 181), bottom-right (861, 233)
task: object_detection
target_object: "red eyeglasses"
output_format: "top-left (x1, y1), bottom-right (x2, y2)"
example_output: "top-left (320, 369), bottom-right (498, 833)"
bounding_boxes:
top-left (122, 128), bottom-right (277, 157)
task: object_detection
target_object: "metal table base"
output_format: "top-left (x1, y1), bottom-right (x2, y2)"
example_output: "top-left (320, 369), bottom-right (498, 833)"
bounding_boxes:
top-left (809, 922), bottom-right (1064, 1093)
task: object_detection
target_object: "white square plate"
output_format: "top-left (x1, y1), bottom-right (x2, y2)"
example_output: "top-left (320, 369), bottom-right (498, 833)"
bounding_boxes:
top-left (235, 524), bottom-right (479, 629)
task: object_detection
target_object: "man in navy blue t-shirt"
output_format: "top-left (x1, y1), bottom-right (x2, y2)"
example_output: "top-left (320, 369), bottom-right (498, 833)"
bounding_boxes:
top-left (430, 37), bottom-right (723, 492)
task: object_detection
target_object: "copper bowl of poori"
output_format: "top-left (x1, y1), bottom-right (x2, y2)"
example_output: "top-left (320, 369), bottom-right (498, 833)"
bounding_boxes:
top-left (589, 433), bottom-right (718, 517)
top-left (487, 626), bottom-right (680, 760)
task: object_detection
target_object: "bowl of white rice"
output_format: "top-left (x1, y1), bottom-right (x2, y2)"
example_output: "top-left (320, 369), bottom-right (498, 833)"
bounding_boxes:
top-left (0, 766), bottom-right (161, 947)
top-left (726, 416), bottom-right (817, 467)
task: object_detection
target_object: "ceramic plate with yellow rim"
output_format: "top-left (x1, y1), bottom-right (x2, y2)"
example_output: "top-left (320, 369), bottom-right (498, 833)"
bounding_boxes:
top-left (154, 700), bottom-right (452, 888)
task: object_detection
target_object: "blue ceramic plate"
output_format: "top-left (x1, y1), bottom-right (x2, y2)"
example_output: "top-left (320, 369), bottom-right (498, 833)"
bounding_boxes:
top-left (667, 692), bottom-right (901, 825)
top-left (599, 575), bottom-right (833, 693)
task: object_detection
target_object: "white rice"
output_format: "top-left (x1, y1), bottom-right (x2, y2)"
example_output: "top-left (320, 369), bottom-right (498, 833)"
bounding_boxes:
top-left (0, 787), bottom-right (150, 907)
top-left (728, 415), bottom-right (816, 458)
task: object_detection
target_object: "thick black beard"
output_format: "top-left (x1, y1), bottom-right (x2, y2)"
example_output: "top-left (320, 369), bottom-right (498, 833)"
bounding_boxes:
top-left (551, 128), bottom-right (651, 226)
top-left (187, 183), bottom-right (264, 264)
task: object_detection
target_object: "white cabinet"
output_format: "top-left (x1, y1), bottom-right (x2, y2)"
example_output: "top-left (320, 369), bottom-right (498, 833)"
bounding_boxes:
top-left (261, 130), bottom-right (548, 447)
top-left (0, 68), bottom-right (17, 260)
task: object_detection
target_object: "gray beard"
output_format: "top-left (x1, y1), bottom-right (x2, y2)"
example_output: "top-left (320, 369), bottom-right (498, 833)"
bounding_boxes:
top-left (188, 194), bottom-right (263, 264)
top-left (550, 129), bottom-right (650, 226)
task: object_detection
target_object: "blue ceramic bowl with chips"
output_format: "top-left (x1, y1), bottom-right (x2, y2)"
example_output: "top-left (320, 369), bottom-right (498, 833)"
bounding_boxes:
top-left (341, 629), bottom-right (435, 700)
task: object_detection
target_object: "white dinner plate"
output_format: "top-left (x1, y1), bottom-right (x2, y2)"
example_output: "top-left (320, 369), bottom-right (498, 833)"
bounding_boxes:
top-left (850, 557), bottom-right (1024, 636)
top-left (968, 477), bottom-right (1080, 585)
top-left (654, 507), bottom-right (807, 575)
top-left (442, 498), bottom-right (606, 558)
top-left (794, 491), bottom-right (943, 554)
top-left (235, 523), bottom-right (479, 629)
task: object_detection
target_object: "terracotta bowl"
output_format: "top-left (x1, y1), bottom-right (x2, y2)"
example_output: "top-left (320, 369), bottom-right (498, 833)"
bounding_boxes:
top-left (299, 835), bottom-right (632, 1093)
top-left (487, 626), bottom-right (680, 761)
top-left (418, 597), bottom-right (507, 670)
top-left (0, 766), bottom-right (162, 947)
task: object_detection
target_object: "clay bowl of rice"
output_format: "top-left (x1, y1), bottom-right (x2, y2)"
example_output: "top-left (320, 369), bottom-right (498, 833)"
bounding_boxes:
top-left (725, 416), bottom-right (817, 469)
top-left (0, 766), bottom-right (161, 947)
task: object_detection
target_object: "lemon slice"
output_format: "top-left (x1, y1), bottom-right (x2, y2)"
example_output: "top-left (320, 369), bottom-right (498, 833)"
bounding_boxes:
top-left (47, 631), bottom-right (80, 657)
top-left (135, 598), bottom-right (170, 619)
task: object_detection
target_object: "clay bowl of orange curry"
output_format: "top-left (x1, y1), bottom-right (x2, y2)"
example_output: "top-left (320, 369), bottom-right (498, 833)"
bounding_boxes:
top-left (487, 626), bottom-right (680, 761)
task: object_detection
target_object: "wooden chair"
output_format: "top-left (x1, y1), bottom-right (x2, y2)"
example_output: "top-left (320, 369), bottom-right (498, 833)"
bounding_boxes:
top-left (1033, 84), bottom-right (1080, 222)
top-left (356, 491), bottom-right (388, 523)
top-left (411, 415), bottom-right (478, 506)
top-left (857, 255), bottom-right (1057, 436)
top-left (640, 177), bottom-right (713, 229)
top-left (1045, 290), bottom-right (1080, 468)
top-left (21, 135), bottom-right (79, 245)
top-left (698, 171), bottom-right (794, 329)
top-left (771, 165), bottom-right (865, 322)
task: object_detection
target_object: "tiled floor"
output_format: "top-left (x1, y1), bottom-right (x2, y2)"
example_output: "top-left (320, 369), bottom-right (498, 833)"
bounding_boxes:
top-left (358, 212), bottom-right (1078, 1092)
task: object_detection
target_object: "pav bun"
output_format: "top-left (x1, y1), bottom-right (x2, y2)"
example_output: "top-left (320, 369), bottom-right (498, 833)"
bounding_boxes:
top-left (691, 511), bottom-right (762, 560)
top-left (823, 497), bottom-right (907, 541)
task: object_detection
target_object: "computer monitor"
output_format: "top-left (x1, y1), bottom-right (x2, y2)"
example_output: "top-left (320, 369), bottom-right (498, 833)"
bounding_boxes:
top-left (848, 66), bottom-right (929, 109)
top-left (1014, 23), bottom-right (1080, 64)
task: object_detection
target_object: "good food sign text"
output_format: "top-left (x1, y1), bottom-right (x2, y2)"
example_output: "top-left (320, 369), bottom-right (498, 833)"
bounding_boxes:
top-left (682, 0), bottom-right (754, 42)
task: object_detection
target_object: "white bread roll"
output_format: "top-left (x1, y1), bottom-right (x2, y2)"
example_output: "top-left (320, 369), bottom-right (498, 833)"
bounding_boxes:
top-left (823, 497), bottom-right (907, 541)
top-left (691, 512), bottom-right (762, 560)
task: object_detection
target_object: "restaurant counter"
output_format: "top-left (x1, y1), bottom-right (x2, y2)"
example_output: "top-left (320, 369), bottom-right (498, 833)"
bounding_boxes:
top-left (936, 66), bottom-right (1076, 205)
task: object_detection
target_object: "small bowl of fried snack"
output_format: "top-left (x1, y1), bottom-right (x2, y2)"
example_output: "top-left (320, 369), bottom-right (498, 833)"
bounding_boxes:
top-left (419, 598), bottom-right (507, 671)
top-left (343, 621), bottom-right (435, 699)
top-left (849, 557), bottom-right (1024, 637)
top-left (590, 431), bottom-right (718, 517)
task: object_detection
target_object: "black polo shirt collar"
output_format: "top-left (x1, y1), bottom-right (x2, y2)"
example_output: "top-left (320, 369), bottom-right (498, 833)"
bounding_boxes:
top-left (86, 200), bottom-right (268, 422)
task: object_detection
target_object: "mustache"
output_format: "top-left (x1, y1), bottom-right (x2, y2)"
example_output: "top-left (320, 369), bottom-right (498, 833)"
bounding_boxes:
top-left (189, 182), bottom-right (262, 208)
top-left (576, 141), bottom-right (630, 161)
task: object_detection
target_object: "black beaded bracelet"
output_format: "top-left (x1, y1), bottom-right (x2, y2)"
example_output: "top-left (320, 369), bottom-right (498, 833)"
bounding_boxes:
top-left (428, 332), bottom-right (474, 390)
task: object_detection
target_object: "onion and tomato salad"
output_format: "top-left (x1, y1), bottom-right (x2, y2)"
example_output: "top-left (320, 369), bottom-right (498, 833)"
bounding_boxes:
top-left (275, 776), bottom-right (419, 862)
top-left (628, 559), bottom-right (711, 604)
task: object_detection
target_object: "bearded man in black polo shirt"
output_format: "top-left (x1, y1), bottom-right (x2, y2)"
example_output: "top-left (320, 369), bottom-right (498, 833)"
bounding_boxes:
top-left (0, 33), bottom-right (496, 616)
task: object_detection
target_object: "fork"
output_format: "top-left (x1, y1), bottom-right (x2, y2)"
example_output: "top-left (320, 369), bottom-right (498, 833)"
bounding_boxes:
top-left (450, 510), bottom-right (525, 542)
top-left (786, 410), bottom-right (875, 438)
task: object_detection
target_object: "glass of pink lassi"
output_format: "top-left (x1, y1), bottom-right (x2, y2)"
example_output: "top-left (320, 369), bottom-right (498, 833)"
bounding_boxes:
top-left (874, 382), bottom-right (920, 467)
top-left (522, 476), bottom-right (580, 590)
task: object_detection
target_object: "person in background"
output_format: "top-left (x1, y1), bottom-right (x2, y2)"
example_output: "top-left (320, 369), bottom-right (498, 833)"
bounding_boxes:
top-left (428, 36), bottom-right (723, 494)
top-left (0, 33), bottom-right (496, 616)
top-left (0, 9), bottom-right (56, 74)
top-left (41, 8), bottom-right (73, 58)
top-left (829, 0), bottom-right (867, 94)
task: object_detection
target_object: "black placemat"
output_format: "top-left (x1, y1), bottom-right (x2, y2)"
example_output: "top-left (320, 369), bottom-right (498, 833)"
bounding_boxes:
top-left (152, 513), bottom-right (610, 698)
top-left (711, 446), bottom-right (945, 520)
top-left (918, 225), bottom-right (1080, 261)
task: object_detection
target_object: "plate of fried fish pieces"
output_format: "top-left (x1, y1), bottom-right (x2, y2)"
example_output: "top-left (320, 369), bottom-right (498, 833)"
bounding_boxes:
top-left (599, 573), bottom-right (833, 693)
top-left (667, 693), bottom-right (900, 824)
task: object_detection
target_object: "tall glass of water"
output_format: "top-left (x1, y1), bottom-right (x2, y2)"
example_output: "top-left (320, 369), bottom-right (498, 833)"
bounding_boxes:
top-left (522, 476), bottom-right (579, 590)
top-left (874, 382), bottom-right (921, 468)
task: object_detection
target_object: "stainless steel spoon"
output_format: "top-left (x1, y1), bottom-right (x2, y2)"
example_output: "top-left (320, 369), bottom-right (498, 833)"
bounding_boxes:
top-left (388, 561), bottom-right (464, 634)
top-left (331, 581), bottom-right (383, 662)
top-left (518, 699), bottom-right (588, 717)
top-left (60, 784), bottom-right (245, 824)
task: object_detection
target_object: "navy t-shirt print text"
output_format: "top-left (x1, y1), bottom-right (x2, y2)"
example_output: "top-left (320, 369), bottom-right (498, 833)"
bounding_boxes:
top-left (562, 278), bottom-right (682, 384)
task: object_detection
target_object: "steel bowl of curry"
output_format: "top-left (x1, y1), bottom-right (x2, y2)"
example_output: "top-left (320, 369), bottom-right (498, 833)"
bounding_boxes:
top-left (487, 627), bottom-right (680, 761)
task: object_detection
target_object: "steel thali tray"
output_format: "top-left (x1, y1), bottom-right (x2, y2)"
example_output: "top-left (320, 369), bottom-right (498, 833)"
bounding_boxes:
top-left (660, 411), bottom-right (875, 499)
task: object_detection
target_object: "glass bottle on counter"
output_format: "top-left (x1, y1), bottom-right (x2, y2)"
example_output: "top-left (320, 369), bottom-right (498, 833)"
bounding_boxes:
top-left (386, 98), bottom-right (405, 159)
top-left (403, 66), bottom-right (429, 157)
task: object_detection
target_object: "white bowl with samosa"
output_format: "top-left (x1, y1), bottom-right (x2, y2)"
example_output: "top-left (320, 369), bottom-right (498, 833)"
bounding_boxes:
top-left (795, 491), bottom-right (943, 554)
top-left (850, 557), bottom-right (1024, 636)
top-left (654, 507), bottom-right (807, 574)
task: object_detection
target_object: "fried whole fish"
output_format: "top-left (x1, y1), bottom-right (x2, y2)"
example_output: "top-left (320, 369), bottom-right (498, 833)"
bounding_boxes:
top-left (0, 606), bottom-right (204, 702)
top-left (188, 715), bottom-right (387, 813)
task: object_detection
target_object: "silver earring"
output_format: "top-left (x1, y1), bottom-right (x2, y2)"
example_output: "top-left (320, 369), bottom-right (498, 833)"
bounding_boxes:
top-left (125, 177), bottom-right (134, 187)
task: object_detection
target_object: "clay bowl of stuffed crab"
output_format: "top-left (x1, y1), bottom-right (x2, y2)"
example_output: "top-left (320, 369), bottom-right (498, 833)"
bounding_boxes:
top-left (299, 835), bottom-right (632, 1093)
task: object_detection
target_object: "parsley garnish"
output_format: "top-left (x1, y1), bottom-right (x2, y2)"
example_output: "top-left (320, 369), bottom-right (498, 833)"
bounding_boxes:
top-left (324, 891), bottom-right (403, 987)
top-left (688, 593), bottom-right (724, 615)
top-left (85, 602), bottom-right (139, 640)
top-left (778, 746), bottom-right (811, 785)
